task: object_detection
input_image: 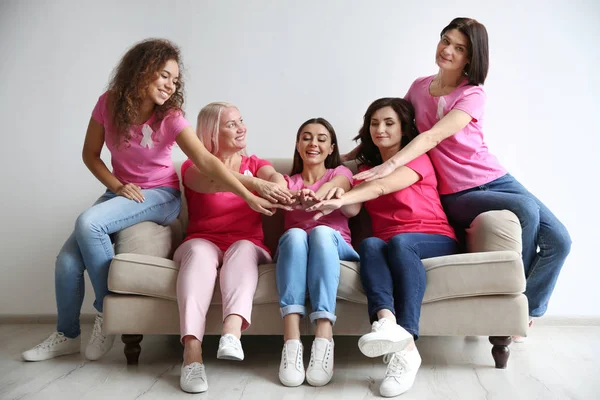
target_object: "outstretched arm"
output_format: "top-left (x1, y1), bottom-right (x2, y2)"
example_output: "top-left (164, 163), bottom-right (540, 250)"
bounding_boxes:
top-left (176, 127), bottom-right (285, 216)
top-left (308, 166), bottom-right (420, 220)
top-left (354, 109), bottom-right (472, 181)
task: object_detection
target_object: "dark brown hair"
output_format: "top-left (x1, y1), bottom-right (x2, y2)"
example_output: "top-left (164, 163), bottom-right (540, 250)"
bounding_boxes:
top-left (441, 17), bottom-right (489, 85)
top-left (107, 38), bottom-right (185, 140)
top-left (290, 118), bottom-right (342, 176)
top-left (354, 98), bottom-right (419, 167)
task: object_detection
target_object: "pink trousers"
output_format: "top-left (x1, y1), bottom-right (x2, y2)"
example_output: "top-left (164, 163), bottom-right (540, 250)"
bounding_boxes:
top-left (174, 238), bottom-right (271, 342)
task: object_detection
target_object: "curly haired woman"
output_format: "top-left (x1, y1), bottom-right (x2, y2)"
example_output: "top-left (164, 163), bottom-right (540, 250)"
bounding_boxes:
top-left (22, 38), bottom-right (279, 363)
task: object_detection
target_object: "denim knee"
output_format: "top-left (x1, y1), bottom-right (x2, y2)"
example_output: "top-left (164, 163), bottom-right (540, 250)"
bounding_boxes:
top-left (549, 222), bottom-right (572, 258)
top-left (511, 197), bottom-right (541, 231)
top-left (74, 208), bottom-right (103, 239)
top-left (360, 236), bottom-right (385, 254)
top-left (278, 228), bottom-right (307, 247)
top-left (308, 225), bottom-right (337, 244)
top-left (387, 234), bottom-right (418, 252)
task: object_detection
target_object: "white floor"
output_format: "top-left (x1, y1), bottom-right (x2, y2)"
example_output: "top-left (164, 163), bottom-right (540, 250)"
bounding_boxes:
top-left (1, 323), bottom-right (599, 400)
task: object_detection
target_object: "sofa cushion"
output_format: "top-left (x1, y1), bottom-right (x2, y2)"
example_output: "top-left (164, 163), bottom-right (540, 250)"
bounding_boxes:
top-left (421, 251), bottom-right (525, 303)
top-left (109, 250), bottom-right (525, 306)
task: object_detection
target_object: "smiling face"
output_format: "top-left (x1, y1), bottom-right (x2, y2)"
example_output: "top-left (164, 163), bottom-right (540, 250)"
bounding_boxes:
top-left (296, 123), bottom-right (335, 167)
top-left (435, 28), bottom-right (470, 74)
top-left (146, 59), bottom-right (179, 106)
top-left (369, 106), bottom-right (402, 153)
top-left (218, 107), bottom-right (247, 153)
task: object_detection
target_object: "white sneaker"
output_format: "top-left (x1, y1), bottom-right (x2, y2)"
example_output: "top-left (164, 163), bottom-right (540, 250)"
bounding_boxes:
top-left (180, 362), bottom-right (208, 393)
top-left (306, 338), bottom-right (334, 387)
top-left (22, 332), bottom-right (81, 361)
top-left (217, 334), bottom-right (244, 361)
top-left (85, 314), bottom-right (116, 361)
top-left (279, 340), bottom-right (305, 387)
top-left (380, 347), bottom-right (422, 397)
top-left (358, 318), bottom-right (413, 358)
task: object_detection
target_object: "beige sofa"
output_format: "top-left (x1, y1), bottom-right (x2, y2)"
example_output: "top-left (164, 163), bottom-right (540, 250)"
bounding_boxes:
top-left (103, 159), bottom-right (528, 369)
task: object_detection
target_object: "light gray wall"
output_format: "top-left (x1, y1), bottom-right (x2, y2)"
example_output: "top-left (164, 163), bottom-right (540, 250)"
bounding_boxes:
top-left (1, 0), bottom-right (598, 317)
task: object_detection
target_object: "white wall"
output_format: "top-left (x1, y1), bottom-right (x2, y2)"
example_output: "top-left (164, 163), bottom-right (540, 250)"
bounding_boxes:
top-left (1, 0), bottom-right (598, 317)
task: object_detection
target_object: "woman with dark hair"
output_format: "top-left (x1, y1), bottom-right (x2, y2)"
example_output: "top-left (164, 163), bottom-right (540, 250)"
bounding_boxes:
top-left (276, 118), bottom-right (359, 388)
top-left (22, 39), bottom-right (279, 363)
top-left (349, 18), bottom-right (571, 340)
top-left (309, 97), bottom-right (458, 397)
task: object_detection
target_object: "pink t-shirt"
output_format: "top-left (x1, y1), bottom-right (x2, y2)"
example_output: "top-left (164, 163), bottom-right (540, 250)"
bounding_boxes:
top-left (359, 155), bottom-right (456, 242)
top-left (405, 75), bottom-right (506, 195)
top-left (182, 155), bottom-right (271, 254)
top-left (284, 165), bottom-right (354, 245)
top-left (91, 91), bottom-right (190, 190)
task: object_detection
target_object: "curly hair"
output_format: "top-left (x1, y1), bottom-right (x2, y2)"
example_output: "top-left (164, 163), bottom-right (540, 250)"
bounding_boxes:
top-left (354, 98), bottom-right (419, 167)
top-left (291, 118), bottom-right (342, 176)
top-left (107, 38), bottom-right (185, 140)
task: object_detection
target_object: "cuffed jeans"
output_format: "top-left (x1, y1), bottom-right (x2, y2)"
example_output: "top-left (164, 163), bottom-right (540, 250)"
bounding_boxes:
top-left (56, 187), bottom-right (181, 338)
top-left (276, 226), bottom-right (359, 324)
top-left (360, 233), bottom-right (458, 339)
top-left (441, 173), bottom-right (572, 317)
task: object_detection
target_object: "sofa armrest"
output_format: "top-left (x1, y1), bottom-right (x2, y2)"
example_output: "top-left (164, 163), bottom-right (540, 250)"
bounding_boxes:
top-left (113, 220), bottom-right (183, 259)
top-left (465, 210), bottom-right (522, 254)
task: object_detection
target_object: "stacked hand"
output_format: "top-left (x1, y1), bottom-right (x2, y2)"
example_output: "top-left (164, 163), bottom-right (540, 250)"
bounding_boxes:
top-left (254, 180), bottom-right (294, 204)
top-left (285, 187), bottom-right (346, 220)
top-left (247, 195), bottom-right (292, 216)
top-left (305, 189), bottom-right (345, 220)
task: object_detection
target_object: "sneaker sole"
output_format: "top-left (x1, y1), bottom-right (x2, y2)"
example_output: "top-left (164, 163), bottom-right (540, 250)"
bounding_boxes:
top-left (217, 349), bottom-right (244, 361)
top-left (279, 373), bottom-right (305, 387)
top-left (306, 372), bottom-right (333, 387)
top-left (358, 336), bottom-right (413, 358)
top-left (22, 348), bottom-right (80, 362)
top-left (180, 384), bottom-right (208, 394)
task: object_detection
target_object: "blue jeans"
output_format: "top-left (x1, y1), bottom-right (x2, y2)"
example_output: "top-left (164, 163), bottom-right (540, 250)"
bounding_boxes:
top-left (360, 233), bottom-right (458, 339)
top-left (276, 226), bottom-right (359, 324)
top-left (440, 173), bottom-right (571, 317)
top-left (56, 187), bottom-right (181, 338)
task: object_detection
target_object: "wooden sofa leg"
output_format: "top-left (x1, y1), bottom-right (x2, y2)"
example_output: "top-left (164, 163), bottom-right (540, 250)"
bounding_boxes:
top-left (122, 334), bottom-right (143, 365)
top-left (489, 336), bottom-right (511, 369)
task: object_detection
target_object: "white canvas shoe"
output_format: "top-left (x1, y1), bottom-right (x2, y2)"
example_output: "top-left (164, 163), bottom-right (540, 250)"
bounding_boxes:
top-left (358, 318), bottom-right (413, 358)
top-left (217, 334), bottom-right (244, 361)
top-left (180, 362), bottom-right (208, 393)
top-left (306, 338), bottom-right (334, 387)
top-left (85, 314), bottom-right (115, 361)
top-left (279, 340), bottom-right (305, 387)
top-left (380, 347), bottom-right (422, 397)
top-left (22, 332), bottom-right (80, 361)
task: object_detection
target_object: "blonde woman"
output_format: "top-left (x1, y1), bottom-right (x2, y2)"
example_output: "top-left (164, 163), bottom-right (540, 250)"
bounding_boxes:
top-left (175, 102), bottom-right (292, 393)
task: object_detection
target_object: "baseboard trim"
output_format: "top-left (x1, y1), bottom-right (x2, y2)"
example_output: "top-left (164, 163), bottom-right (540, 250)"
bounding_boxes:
top-left (0, 314), bottom-right (96, 324)
top-left (1, 314), bottom-right (599, 326)
top-left (533, 316), bottom-right (600, 326)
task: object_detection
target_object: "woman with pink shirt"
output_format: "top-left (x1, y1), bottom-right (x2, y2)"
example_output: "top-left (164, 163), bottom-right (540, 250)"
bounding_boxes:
top-left (276, 118), bottom-right (359, 388)
top-left (175, 102), bottom-right (292, 393)
top-left (310, 98), bottom-right (458, 397)
top-left (349, 18), bottom-right (571, 340)
top-left (22, 40), bottom-right (279, 364)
